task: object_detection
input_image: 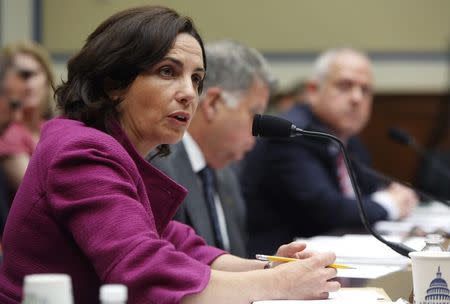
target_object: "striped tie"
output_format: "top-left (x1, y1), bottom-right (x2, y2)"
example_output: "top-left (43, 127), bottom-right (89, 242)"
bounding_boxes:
top-left (336, 153), bottom-right (355, 198)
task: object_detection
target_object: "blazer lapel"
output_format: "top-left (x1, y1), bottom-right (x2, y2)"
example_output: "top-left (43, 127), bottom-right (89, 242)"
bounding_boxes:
top-left (171, 143), bottom-right (216, 245)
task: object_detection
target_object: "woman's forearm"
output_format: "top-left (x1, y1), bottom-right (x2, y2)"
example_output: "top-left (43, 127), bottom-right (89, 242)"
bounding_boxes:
top-left (210, 254), bottom-right (265, 272)
top-left (181, 250), bottom-right (341, 303)
top-left (181, 268), bottom-right (275, 304)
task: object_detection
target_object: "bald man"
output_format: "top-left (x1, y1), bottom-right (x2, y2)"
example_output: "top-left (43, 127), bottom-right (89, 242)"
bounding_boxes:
top-left (241, 48), bottom-right (418, 256)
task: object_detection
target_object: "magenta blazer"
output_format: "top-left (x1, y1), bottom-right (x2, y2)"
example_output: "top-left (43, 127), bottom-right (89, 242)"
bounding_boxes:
top-left (0, 118), bottom-right (225, 304)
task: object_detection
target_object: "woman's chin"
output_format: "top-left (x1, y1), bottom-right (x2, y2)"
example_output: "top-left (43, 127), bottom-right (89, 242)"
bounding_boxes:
top-left (165, 133), bottom-right (184, 145)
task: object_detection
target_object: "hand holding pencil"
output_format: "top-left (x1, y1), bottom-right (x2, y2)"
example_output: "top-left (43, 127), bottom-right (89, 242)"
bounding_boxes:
top-left (264, 242), bottom-right (341, 299)
top-left (256, 254), bottom-right (355, 269)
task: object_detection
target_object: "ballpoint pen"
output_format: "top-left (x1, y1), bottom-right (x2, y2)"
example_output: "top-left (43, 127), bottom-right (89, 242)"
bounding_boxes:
top-left (255, 254), bottom-right (355, 269)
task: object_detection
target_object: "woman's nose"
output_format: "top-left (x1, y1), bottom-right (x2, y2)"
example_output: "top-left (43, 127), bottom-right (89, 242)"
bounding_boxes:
top-left (176, 78), bottom-right (197, 105)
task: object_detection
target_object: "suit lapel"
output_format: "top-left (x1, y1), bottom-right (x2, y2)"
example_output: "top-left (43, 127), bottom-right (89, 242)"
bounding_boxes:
top-left (216, 169), bottom-right (247, 256)
top-left (171, 143), bottom-right (216, 245)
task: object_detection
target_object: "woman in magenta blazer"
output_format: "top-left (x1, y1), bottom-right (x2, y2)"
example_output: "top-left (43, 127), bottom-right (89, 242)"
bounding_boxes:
top-left (0, 6), bottom-right (339, 304)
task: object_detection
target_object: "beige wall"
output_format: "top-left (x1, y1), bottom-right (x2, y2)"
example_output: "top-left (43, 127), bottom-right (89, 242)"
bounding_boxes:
top-left (41, 0), bottom-right (450, 93)
top-left (43, 0), bottom-right (450, 53)
top-left (1, 0), bottom-right (33, 45)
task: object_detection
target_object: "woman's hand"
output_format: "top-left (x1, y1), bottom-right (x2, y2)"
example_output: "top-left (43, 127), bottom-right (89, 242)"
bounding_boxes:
top-left (275, 241), bottom-right (307, 257)
top-left (275, 241), bottom-right (316, 258)
top-left (183, 248), bottom-right (340, 303)
top-left (271, 251), bottom-right (340, 300)
top-left (268, 241), bottom-right (316, 268)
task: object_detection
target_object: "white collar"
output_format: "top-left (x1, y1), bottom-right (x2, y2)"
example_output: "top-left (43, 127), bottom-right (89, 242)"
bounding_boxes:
top-left (182, 132), bottom-right (206, 173)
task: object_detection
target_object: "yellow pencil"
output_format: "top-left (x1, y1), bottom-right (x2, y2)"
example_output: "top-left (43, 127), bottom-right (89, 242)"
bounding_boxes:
top-left (255, 254), bottom-right (355, 269)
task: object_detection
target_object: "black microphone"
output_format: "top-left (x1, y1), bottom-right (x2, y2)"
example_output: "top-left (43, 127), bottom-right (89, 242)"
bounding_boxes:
top-left (252, 114), bottom-right (415, 257)
top-left (388, 127), bottom-right (450, 181)
top-left (388, 127), bottom-right (425, 155)
top-left (252, 114), bottom-right (296, 138)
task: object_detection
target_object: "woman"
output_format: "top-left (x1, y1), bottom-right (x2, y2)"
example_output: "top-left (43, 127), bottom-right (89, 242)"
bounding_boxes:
top-left (0, 54), bottom-right (27, 235)
top-left (0, 6), bottom-right (339, 304)
top-left (0, 41), bottom-right (55, 191)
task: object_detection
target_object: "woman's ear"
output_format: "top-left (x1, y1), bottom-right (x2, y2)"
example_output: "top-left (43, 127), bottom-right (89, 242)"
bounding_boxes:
top-left (199, 87), bottom-right (222, 122)
top-left (103, 78), bottom-right (124, 101)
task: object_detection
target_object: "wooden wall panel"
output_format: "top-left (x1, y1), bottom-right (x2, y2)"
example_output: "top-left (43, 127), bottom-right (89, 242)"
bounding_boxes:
top-left (360, 94), bottom-right (449, 184)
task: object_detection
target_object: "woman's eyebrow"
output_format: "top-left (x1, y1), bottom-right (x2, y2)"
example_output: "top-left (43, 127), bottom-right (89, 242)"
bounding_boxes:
top-left (163, 56), bottom-right (205, 74)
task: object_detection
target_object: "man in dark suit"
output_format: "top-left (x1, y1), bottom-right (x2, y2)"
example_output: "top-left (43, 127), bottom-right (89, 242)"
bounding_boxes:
top-left (151, 40), bottom-right (274, 257)
top-left (240, 48), bottom-right (418, 257)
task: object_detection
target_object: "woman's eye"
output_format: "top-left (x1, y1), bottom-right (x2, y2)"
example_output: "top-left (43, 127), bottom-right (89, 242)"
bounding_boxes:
top-left (159, 66), bottom-right (174, 77)
top-left (192, 74), bottom-right (202, 86)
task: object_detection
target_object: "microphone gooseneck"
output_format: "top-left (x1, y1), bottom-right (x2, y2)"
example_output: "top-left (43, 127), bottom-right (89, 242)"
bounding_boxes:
top-left (252, 114), bottom-right (414, 257)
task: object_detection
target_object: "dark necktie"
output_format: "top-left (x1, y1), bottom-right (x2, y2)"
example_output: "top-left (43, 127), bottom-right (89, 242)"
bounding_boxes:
top-left (336, 152), bottom-right (355, 198)
top-left (198, 166), bottom-right (224, 249)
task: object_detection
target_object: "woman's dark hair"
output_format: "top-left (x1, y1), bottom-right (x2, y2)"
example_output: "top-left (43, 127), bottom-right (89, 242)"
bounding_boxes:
top-left (55, 6), bottom-right (206, 156)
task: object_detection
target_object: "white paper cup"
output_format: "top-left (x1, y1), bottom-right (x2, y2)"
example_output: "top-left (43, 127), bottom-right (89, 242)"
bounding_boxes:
top-left (409, 251), bottom-right (450, 304)
top-left (100, 284), bottom-right (128, 303)
top-left (23, 274), bottom-right (73, 304)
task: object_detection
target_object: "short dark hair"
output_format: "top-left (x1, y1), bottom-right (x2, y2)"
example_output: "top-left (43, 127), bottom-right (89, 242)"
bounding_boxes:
top-left (55, 6), bottom-right (206, 155)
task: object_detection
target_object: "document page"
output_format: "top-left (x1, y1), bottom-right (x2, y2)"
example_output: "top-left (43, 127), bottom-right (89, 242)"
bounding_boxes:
top-left (254, 288), bottom-right (394, 303)
top-left (294, 234), bottom-right (424, 279)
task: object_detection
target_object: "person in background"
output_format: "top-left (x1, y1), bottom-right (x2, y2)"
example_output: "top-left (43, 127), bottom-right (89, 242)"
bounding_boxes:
top-left (415, 135), bottom-right (450, 201)
top-left (151, 40), bottom-right (274, 257)
top-left (0, 41), bottom-right (55, 192)
top-left (0, 6), bottom-right (339, 304)
top-left (241, 48), bottom-right (418, 257)
top-left (0, 54), bottom-right (26, 236)
top-left (0, 55), bottom-right (25, 134)
top-left (267, 79), bottom-right (308, 114)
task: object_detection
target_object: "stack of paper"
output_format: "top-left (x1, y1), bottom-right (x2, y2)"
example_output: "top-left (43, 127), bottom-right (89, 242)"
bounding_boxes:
top-left (254, 288), bottom-right (397, 303)
top-left (295, 234), bottom-right (424, 278)
top-left (375, 202), bottom-right (450, 235)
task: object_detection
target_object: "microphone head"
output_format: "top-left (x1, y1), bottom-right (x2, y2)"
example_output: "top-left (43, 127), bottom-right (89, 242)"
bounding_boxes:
top-left (388, 127), bottom-right (413, 146)
top-left (388, 128), bottom-right (414, 146)
top-left (252, 114), bottom-right (294, 138)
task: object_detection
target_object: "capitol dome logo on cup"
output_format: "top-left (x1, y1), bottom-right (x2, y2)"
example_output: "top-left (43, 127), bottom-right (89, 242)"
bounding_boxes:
top-left (409, 251), bottom-right (450, 304)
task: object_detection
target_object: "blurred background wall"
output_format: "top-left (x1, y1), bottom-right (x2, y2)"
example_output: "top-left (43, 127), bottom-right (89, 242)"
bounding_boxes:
top-left (1, 0), bottom-right (449, 184)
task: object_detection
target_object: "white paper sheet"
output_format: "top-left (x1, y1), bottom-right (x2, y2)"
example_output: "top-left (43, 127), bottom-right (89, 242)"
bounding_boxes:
top-left (296, 234), bottom-right (423, 266)
top-left (375, 202), bottom-right (450, 235)
top-left (335, 264), bottom-right (403, 279)
top-left (294, 234), bottom-right (424, 279)
top-left (254, 288), bottom-right (394, 303)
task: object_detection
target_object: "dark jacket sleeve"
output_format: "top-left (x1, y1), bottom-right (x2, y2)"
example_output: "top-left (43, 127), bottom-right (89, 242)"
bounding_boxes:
top-left (242, 137), bottom-right (388, 240)
top-left (277, 139), bottom-right (385, 225)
